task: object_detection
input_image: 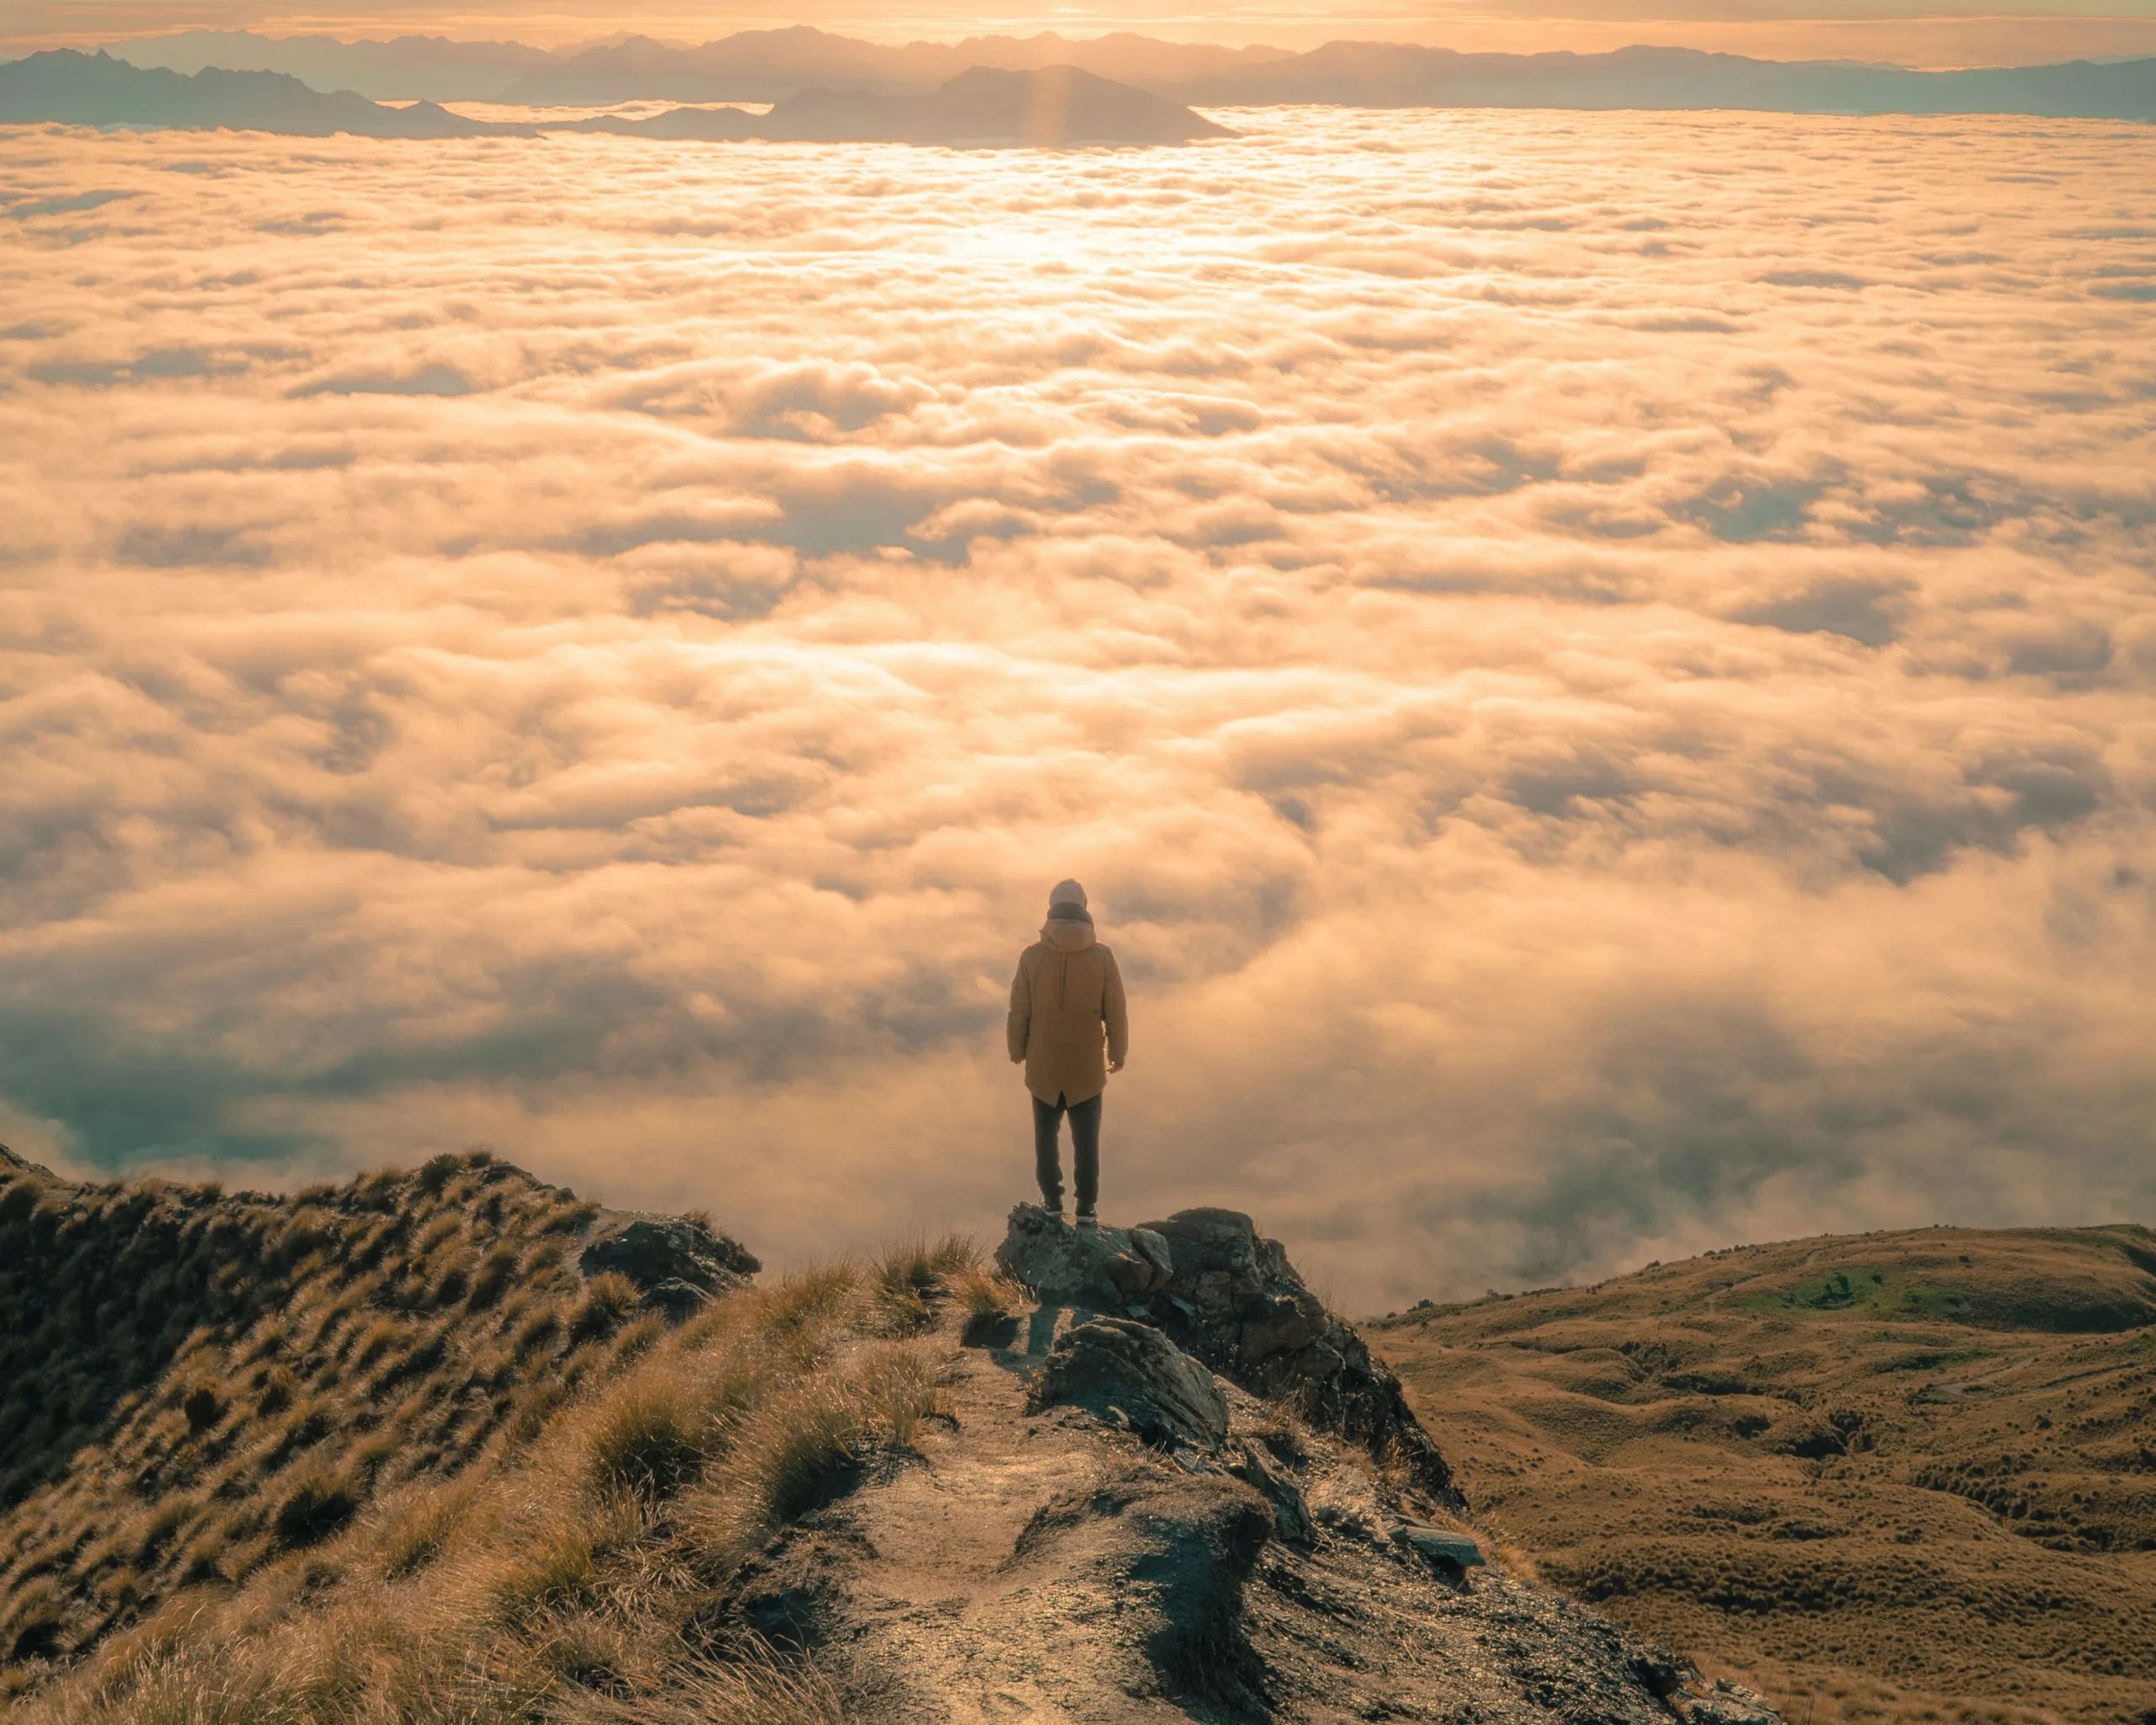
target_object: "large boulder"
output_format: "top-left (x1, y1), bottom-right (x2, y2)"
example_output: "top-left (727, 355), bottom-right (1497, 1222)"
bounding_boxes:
top-left (994, 1201), bottom-right (1460, 1504)
top-left (1134, 1208), bottom-right (1460, 1504)
top-left (995, 1203), bottom-right (1177, 1311)
top-left (1029, 1316), bottom-right (1230, 1453)
top-left (1391, 1519), bottom-right (1484, 1573)
top-left (1226, 1437), bottom-right (1315, 1545)
top-left (579, 1215), bottom-right (760, 1321)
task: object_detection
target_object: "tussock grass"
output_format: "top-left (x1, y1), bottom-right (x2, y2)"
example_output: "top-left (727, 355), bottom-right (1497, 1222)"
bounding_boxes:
top-left (568, 1274), bottom-right (640, 1346)
top-left (585, 1381), bottom-right (713, 1503)
top-left (0, 1152), bottom-right (685, 1671)
top-left (699, 1343), bottom-right (944, 1533)
top-left (1382, 1222), bottom-right (2156, 1725)
top-left (485, 1516), bottom-right (610, 1624)
top-left (867, 1235), bottom-right (974, 1336)
top-left (271, 1473), bottom-right (356, 1550)
top-left (5, 1217), bottom-right (979, 1725)
top-left (371, 1482), bottom-right (482, 1579)
top-left (253, 1368), bottom-right (298, 1419)
top-left (947, 1266), bottom-right (1024, 1322)
top-left (563, 1652), bottom-right (848, 1725)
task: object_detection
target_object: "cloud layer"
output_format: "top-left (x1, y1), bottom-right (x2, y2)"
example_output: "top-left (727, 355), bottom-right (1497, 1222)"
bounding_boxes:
top-left (2, 109), bottom-right (2153, 1309)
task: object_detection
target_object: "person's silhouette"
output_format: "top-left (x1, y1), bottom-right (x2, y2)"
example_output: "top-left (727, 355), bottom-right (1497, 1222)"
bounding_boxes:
top-left (1006, 879), bottom-right (1128, 1224)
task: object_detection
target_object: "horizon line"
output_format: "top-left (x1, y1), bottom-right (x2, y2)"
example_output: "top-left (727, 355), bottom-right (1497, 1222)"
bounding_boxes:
top-left (23, 21), bottom-right (2156, 78)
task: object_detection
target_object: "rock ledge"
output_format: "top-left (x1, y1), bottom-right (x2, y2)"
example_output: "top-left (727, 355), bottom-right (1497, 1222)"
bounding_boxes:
top-left (995, 1200), bottom-right (1460, 1503)
top-left (579, 1215), bottom-right (760, 1320)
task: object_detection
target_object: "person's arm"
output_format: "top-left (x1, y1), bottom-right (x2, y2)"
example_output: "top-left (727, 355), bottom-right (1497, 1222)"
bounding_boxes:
top-left (1006, 952), bottom-right (1032, 1064)
top-left (1102, 948), bottom-right (1129, 1073)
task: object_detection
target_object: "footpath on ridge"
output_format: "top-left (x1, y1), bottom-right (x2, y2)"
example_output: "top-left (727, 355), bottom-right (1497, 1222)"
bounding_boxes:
top-left (708, 1201), bottom-right (1786, 1724)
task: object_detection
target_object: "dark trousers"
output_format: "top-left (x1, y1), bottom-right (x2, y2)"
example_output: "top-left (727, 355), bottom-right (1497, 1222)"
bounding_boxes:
top-left (1033, 1091), bottom-right (1101, 1212)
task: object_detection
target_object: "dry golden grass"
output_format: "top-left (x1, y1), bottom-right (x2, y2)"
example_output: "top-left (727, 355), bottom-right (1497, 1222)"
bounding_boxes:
top-left (0, 1151), bottom-right (724, 1684)
top-left (865, 1234), bottom-right (975, 1336)
top-left (1373, 1223), bottom-right (2156, 1725)
top-left (1, 1165), bottom-right (978, 1725)
top-left (945, 1265), bottom-right (1025, 1323)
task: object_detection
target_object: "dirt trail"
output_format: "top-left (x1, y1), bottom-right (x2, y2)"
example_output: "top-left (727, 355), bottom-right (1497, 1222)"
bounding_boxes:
top-left (823, 1333), bottom-right (1197, 1719)
top-left (726, 1307), bottom-right (1736, 1725)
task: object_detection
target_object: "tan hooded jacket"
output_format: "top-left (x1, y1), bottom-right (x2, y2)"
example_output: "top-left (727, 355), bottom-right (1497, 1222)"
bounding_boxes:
top-left (1007, 915), bottom-right (1129, 1105)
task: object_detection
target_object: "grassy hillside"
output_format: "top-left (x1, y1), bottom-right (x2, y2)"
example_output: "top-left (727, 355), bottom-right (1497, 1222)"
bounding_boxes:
top-left (1373, 1225), bottom-right (2156, 1725)
top-left (0, 1146), bottom-right (755, 1685)
top-left (0, 1145), bottom-right (990, 1725)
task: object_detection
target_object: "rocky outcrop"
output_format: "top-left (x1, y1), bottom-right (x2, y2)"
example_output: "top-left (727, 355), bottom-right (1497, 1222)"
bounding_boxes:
top-left (731, 1295), bottom-right (1763, 1725)
top-left (578, 1215), bottom-right (760, 1321)
top-left (994, 1203), bottom-right (1176, 1307)
top-left (0, 1145), bottom-right (53, 1180)
top-left (1225, 1434), bottom-right (1316, 1545)
top-left (1027, 1316), bottom-right (1230, 1453)
top-left (995, 1201), bottom-right (1460, 1503)
top-left (1394, 1519), bottom-right (1485, 1573)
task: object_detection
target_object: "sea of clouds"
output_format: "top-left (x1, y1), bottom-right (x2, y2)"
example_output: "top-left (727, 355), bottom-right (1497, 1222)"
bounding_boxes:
top-left (2, 109), bottom-right (2153, 1308)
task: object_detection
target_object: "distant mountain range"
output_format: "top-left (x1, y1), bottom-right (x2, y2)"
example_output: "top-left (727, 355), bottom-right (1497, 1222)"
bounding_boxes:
top-left (0, 51), bottom-right (507, 135)
top-left (103, 24), bottom-right (1288, 104)
top-left (0, 51), bottom-right (1230, 145)
top-left (1181, 39), bottom-right (2156, 117)
top-left (81, 24), bottom-right (2156, 120)
top-left (101, 28), bottom-right (556, 101)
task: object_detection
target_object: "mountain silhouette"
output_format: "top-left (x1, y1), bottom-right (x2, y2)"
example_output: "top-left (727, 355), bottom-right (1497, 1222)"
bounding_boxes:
top-left (95, 29), bottom-right (551, 100)
top-left (0, 52), bottom-right (1230, 146)
top-left (755, 66), bottom-right (1235, 143)
top-left (0, 51), bottom-right (519, 136)
top-left (106, 24), bottom-right (1287, 104)
top-left (1171, 40), bottom-right (2156, 117)
top-left (90, 26), bottom-right (2156, 120)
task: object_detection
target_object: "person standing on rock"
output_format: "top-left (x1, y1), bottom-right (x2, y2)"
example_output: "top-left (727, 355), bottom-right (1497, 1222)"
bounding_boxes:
top-left (1007, 879), bottom-right (1129, 1225)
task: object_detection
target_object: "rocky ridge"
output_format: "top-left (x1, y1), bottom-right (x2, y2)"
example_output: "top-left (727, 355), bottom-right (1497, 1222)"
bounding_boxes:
top-left (998, 1201), bottom-right (1459, 1500)
top-left (751, 1199), bottom-right (1786, 1723)
top-left (579, 1213), bottom-right (762, 1321)
top-left (2, 1148), bottom-right (1783, 1723)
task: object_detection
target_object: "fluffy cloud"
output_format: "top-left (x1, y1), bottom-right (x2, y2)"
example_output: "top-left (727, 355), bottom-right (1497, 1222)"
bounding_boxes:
top-left (2, 109), bottom-right (2153, 1309)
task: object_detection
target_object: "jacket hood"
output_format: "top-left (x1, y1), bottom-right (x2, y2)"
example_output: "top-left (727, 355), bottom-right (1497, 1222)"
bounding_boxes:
top-left (1042, 916), bottom-right (1097, 953)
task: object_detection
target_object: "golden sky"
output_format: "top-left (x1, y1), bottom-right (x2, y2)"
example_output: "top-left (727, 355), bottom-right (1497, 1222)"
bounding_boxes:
top-left (11, 0), bottom-right (2156, 63)
top-left (3, 109), bottom-right (2152, 1307)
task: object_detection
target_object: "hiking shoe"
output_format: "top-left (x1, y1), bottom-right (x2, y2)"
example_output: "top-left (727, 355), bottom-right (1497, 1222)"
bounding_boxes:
top-left (1075, 1207), bottom-right (1097, 1227)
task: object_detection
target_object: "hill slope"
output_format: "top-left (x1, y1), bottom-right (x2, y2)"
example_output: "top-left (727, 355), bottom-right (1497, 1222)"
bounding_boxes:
top-left (1372, 1225), bottom-right (2156, 1725)
top-left (0, 1145), bottom-right (754, 1679)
